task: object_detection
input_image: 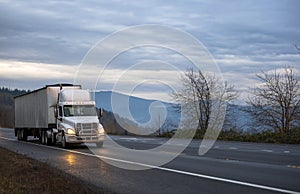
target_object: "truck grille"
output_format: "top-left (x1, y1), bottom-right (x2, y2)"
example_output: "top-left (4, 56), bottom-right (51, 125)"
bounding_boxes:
top-left (77, 123), bottom-right (98, 136)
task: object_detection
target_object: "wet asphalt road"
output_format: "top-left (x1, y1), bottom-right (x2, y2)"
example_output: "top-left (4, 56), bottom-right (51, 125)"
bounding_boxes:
top-left (0, 128), bottom-right (300, 194)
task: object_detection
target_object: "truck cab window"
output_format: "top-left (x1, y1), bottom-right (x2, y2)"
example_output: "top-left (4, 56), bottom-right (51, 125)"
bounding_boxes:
top-left (64, 106), bottom-right (73, 117)
top-left (63, 105), bottom-right (96, 117)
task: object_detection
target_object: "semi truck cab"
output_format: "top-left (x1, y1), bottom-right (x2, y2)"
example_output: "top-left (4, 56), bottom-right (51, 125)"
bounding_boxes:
top-left (54, 89), bottom-right (104, 148)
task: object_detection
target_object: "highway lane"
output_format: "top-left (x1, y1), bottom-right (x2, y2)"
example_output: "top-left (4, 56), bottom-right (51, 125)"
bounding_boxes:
top-left (111, 135), bottom-right (300, 166)
top-left (0, 128), bottom-right (300, 194)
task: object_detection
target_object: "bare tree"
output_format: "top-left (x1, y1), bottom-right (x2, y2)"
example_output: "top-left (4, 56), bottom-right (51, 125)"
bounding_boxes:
top-left (153, 113), bottom-right (164, 135)
top-left (173, 68), bottom-right (238, 131)
top-left (248, 66), bottom-right (300, 135)
top-left (295, 44), bottom-right (300, 53)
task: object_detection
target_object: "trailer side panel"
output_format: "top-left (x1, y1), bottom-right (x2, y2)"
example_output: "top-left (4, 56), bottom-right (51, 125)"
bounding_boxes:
top-left (15, 88), bottom-right (48, 128)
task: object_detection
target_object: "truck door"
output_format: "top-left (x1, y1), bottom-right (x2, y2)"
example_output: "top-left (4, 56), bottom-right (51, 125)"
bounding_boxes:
top-left (57, 106), bottom-right (63, 130)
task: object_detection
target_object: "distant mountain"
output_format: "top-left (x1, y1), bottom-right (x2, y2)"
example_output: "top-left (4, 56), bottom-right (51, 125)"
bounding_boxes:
top-left (223, 104), bottom-right (256, 132)
top-left (93, 91), bottom-right (256, 132)
top-left (93, 91), bottom-right (180, 131)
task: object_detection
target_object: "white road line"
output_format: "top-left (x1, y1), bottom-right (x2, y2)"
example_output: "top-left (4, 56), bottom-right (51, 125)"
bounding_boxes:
top-left (284, 151), bottom-right (290, 153)
top-left (0, 128), bottom-right (14, 131)
top-left (261, 150), bottom-right (273, 153)
top-left (0, 136), bottom-right (16, 141)
top-left (0, 136), bottom-right (299, 194)
top-left (229, 147), bottom-right (237, 150)
top-left (116, 137), bottom-right (137, 141)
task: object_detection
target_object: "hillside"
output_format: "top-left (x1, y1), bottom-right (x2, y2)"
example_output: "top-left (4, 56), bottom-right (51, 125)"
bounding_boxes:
top-left (93, 91), bottom-right (256, 133)
top-left (94, 91), bottom-right (180, 132)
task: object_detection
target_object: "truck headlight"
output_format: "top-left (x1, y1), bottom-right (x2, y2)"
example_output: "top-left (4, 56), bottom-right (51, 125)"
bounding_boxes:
top-left (66, 128), bottom-right (76, 135)
top-left (98, 125), bottom-right (104, 134)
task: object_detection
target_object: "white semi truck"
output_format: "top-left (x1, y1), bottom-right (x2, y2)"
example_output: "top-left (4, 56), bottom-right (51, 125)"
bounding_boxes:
top-left (14, 84), bottom-right (105, 148)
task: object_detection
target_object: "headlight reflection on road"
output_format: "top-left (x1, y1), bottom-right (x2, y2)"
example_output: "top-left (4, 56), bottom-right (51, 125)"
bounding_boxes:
top-left (65, 154), bottom-right (76, 166)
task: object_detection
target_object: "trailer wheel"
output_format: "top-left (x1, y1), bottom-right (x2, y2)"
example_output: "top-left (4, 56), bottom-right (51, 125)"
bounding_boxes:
top-left (17, 129), bottom-right (21, 140)
top-left (41, 131), bottom-right (45, 145)
top-left (17, 129), bottom-right (27, 141)
top-left (21, 129), bottom-right (27, 141)
top-left (61, 133), bottom-right (68, 148)
top-left (39, 130), bottom-right (42, 143)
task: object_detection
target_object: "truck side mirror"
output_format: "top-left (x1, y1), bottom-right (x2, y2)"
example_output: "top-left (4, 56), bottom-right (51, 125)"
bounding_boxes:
top-left (98, 108), bottom-right (103, 118)
top-left (54, 107), bottom-right (58, 118)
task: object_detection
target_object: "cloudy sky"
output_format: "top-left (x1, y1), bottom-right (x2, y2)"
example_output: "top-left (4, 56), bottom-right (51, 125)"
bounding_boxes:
top-left (0, 0), bottom-right (299, 103)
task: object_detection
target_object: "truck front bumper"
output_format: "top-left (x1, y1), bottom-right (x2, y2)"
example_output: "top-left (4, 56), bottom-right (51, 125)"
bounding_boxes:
top-left (65, 134), bottom-right (104, 143)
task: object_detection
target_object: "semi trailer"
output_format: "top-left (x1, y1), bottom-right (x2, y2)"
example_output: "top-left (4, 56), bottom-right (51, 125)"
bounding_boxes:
top-left (14, 84), bottom-right (105, 148)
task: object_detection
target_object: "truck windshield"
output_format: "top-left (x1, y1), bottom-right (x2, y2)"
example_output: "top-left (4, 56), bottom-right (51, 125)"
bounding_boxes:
top-left (63, 105), bottom-right (97, 117)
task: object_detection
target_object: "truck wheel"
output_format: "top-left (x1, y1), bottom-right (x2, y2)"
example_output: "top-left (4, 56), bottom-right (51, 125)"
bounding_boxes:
top-left (44, 131), bottom-right (52, 145)
top-left (61, 133), bottom-right (68, 148)
top-left (51, 132), bottom-right (56, 145)
top-left (44, 132), bottom-right (48, 145)
top-left (96, 141), bottom-right (103, 148)
top-left (39, 130), bottom-right (42, 143)
top-left (44, 130), bottom-right (53, 146)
